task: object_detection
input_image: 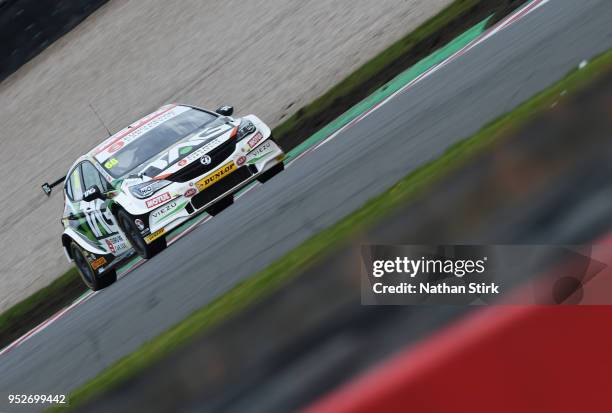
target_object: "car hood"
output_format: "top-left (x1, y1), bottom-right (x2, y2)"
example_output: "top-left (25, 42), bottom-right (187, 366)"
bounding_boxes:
top-left (133, 119), bottom-right (239, 182)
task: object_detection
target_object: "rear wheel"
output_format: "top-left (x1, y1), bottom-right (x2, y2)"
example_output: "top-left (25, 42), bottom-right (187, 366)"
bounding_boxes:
top-left (205, 195), bottom-right (234, 216)
top-left (71, 242), bottom-right (116, 291)
top-left (257, 162), bottom-right (284, 183)
top-left (117, 209), bottom-right (166, 259)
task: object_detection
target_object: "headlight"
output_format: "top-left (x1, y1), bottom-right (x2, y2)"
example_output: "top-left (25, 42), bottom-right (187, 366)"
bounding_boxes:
top-left (236, 120), bottom-right (256, 141)
top-left (129, 180), bottom-right (171, 199)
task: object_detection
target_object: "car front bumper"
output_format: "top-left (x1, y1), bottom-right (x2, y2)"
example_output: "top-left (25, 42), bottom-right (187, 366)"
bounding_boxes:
top-left (144, 138), bottom-right (284, 241)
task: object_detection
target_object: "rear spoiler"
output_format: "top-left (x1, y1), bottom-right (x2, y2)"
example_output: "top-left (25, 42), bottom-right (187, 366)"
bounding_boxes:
top-left (42, 176), bottom-right (66, 196)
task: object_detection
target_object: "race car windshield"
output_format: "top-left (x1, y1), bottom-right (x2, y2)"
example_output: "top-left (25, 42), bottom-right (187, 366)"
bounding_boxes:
top-left (101, 108), bottom-right (218, 178)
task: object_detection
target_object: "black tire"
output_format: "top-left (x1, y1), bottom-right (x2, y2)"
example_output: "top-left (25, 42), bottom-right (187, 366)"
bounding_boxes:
top-left (71, 242), bottom-right (117, 291)
top-left (205, 195), bottom-right (234, 216)
top-left (257, 162), bottom-right (284, 183)
top-left (117, 209), bottom-right (166, 259)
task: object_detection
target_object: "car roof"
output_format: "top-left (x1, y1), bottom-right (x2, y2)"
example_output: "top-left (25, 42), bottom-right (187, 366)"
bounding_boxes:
top-left (65, 104), bottom-right (191, 182)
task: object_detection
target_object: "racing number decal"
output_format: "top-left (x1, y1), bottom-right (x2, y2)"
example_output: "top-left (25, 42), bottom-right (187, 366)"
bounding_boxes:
top-left (85, 210), bottom-right (114, 238)
top-left (104, 158), bottom-right (119, 170)
top-left (82, 201), bottom-right (119, 239)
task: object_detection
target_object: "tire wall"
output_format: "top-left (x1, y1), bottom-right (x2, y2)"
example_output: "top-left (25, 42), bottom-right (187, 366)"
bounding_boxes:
top-left (0, 0), bottom-right (109, 82)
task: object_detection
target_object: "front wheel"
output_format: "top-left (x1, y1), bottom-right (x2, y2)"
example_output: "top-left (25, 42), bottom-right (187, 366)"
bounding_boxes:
top-left (117, 209), bottom-right (166, 259)
top-left (71, 242), bottom-right (116, 291)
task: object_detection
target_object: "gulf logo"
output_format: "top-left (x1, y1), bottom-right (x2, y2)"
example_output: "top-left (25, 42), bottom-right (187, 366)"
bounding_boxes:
top-left (184, 188), bottom-right (197, 198)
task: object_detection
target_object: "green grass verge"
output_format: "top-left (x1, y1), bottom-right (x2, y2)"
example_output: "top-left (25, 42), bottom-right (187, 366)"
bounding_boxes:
top-left (53, 49), bottom-right (612, 412)
top-left (0, 268), bottom-right (77, 332)
top-left (0, 268), bottom-right (83, 346)
top-left (273, 0), bottom-right (482, 140)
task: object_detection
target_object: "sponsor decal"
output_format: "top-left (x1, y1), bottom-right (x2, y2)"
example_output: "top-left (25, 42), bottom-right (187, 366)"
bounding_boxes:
top-left (236, 156), bottom-right (246, 166)
top-left (106, 239), bottom-right (115, 253)
top-left (90, 257), bottom-right (107, 270)
top-left (247, 132), bottom-right (263, 148)
top-left (178, 159), bottom-right (188, 167)
top-left (95, 105), bottom-right (187, 161)
top-left (145, 192), bottom-right (171, 209)
top-left (181, 136), bottom-right (226, 163)
top-left (196, 162), bottom-right (236, 191)
top-left (145, 228), bottom-right (166, 244)
top-left (152, 201), bottom-right (187, 223)
top-left (83, 187), bottom-right (98, 199)
top-left (151, 201), bottom-right (184, 221)
top-left (246, 141), bottom-right (273, 164)
top-left (134, 218), bottom-right (145, 231)
top-left (108, 141), bottom-right (124, 153)
top-left (184, 188), bottom-right (197, 198)
top-left (104, 234), bottom-right (129, 254)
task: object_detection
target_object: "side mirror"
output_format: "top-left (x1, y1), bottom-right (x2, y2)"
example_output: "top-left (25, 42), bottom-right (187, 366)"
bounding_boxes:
top-left (215, 105), bottom-right (234, 116)
top-left (42, 183), bottom-right (52, 196)
top-left (83, 185), bottom-right (105, 202)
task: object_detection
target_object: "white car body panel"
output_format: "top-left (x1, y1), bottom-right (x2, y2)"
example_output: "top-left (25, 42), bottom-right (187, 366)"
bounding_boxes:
top-left (59, 104), bottom-right (285, 275)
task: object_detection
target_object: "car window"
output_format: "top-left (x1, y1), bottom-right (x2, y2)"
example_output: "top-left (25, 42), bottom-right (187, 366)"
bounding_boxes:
top-left (82, 161), bottom-right (107, 192)
top-left (99, 108), bottom-right (219, 178)
top-left (69, 166), bottom-right (84, 201)
top-left (65, 177), bottom-right (73, 200)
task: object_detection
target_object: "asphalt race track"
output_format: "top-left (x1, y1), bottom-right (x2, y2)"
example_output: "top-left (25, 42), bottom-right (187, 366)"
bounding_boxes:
top-left (1, 0), bottom-right (612, 408)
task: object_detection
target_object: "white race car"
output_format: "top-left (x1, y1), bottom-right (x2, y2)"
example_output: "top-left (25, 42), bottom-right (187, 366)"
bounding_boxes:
top-left (43, 104), bottom-right (285, 290)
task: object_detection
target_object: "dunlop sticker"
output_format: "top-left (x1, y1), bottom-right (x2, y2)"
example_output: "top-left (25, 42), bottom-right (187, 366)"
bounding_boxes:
top-left (195, 162), bottom-right (236, 191)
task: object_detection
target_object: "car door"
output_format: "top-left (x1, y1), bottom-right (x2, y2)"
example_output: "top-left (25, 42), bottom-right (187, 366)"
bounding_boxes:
top-left (64, 164), bottom-right (101, 250)
top-left (80, 161), bottom-right (130, 255)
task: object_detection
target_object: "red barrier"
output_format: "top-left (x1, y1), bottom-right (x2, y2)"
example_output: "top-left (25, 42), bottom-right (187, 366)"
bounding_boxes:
top-left (303, 237), bottom-right (612, 413)
top-left (303, 305), bottom-right (612, 413)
